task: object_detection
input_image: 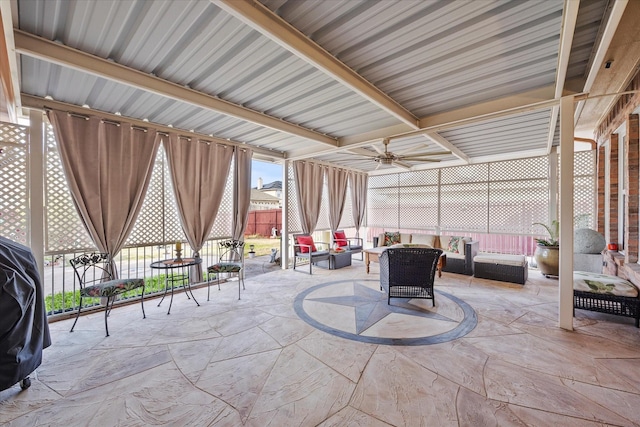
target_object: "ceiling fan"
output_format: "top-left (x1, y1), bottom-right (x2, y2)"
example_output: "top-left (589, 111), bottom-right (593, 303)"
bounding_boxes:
top-left (349, 138), bottom-right (451, 169)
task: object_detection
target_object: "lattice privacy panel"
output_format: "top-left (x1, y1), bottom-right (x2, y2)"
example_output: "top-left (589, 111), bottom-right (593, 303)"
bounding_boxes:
top-left (0, 122), bottom-right (29, 245)
top-left (127, 144), bottom-right (183, 246)
top-left (315, 176), bottom-right (331, 231)
top-left (398, 169), bottom-right (438, 186)
top-left (369, 173), bottom-right (399, 189)
top-left (340, 184), bottom-right (355, 229)
top-left (573, 150), bottom-right (596, 229)
top-left (441, 164), bottom-right (488, 184)
top-left (399, 186), bottom-right (438, 229)
top-left (489, 180), bottom-right (548, 234)
top-left (489, 157), bottom-right (550, 234)
top-left (368, 186), bottom-right (399, 229)
top-left (44, 123), bottom-right (94, 252)
top-left (287, 164), bottom-right (302, 233)
top-left (210, 157), bottom-right (234, 239)
top-left (490, 156), bottom-right (549, 180)
top-left (440, 182), bottom-right (488, 232)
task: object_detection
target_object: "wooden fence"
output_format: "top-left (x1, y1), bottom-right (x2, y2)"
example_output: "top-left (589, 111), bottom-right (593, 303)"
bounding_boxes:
top-left (245, 209), bottom-right (282, 237)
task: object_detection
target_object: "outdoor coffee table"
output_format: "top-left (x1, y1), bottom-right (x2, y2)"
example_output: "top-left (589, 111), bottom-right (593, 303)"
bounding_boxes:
top-left (364, 247), bottom-right (446, 277)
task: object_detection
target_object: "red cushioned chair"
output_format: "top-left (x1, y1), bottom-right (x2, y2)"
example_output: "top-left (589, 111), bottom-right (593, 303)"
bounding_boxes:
top-left (332, 230), bottom-right (363, 261)
top-left (292, 233), bottom-right (330, 274)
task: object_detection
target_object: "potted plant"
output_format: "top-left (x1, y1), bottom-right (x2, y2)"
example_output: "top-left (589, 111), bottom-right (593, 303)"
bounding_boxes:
top-left (533, 220), bottom-right (559, 277)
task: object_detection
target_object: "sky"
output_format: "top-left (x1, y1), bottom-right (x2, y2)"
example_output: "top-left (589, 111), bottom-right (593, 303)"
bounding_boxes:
top-left (251, 159), bottom-right (283, 188)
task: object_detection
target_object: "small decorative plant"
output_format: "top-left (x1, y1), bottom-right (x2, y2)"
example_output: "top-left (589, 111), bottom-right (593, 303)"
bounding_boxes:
top-left (533, 220), bottom-right (559, 246)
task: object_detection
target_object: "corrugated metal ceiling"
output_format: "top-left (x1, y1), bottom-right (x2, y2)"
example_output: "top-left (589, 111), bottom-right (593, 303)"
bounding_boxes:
top-left (14, 0), bottom-right (610, 171)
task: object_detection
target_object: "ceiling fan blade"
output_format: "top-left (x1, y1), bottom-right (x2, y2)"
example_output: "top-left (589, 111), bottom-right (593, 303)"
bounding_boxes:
top-left (399, 150), bottom-right (452, 158)
top-left (400, 157), bottom-right (441, 162)
top-left (393, 160), bottom-right (412, 169)
top-left (347, 147), bottom-right (379, 158)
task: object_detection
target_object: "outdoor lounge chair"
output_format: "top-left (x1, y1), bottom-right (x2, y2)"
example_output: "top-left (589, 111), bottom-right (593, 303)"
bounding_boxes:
top-left (332, 230), bottom-right (363, 261)
top-left (293, 233), bottom-right (330, 274)
top-left (379, 247), bottom-right (443, 305)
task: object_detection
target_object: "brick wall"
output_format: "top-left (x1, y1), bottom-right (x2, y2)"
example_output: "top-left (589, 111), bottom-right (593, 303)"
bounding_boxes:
top-left (607, 134), bottom-right (618, 245)
top-left (595, 69), bottom-right (640, 285)
top-left (625, 114), bottom-right (639, 263)
top-left (597, 144), bottom-right (605, 232)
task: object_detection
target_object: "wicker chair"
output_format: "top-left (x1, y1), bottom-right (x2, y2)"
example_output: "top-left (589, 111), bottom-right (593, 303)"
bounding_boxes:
top-left (379, 247), bottom-right (443, 305)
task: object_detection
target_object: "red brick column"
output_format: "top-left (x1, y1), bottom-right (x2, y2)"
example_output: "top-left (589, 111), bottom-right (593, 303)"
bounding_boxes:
top-left (597, 144), bottom-right (606, 232)
top-left (625, 114), bottom-right (639, 263)
top-left (607, 134), bottom-right (618, 246)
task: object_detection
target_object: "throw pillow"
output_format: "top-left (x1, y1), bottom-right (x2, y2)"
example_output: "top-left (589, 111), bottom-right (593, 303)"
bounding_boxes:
top-left (334, 231), bottom-right (348, 247)
top-left (383, 232), bottom-right (401, 246)
top-left (447, 236), bottom-right (461, 254)
top-left (296, 235), bottom-right (317, 253)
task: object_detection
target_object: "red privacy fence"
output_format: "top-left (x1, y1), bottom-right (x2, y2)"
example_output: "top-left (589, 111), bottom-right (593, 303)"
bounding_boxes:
top-left (245, 209), bottom-right (282, 237)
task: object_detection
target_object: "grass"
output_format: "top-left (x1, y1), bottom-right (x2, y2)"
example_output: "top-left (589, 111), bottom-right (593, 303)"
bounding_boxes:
top-left (243, 236), bottom-right (281, 257)
top-left (45, 237), bottom-right (278, 314)
top-left (44, 272), bottom-right (213, 314)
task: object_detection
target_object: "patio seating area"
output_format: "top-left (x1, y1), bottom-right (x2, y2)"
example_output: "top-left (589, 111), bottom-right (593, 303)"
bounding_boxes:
top-left (2, 264), bottom-right (639, 426)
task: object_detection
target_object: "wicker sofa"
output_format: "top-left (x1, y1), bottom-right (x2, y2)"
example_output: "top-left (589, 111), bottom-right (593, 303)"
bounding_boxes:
top-left (376, 232), bottom-right (478, 275)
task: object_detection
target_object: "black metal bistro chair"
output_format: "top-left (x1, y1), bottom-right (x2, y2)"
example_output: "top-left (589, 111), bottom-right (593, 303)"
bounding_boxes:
top-left (207, 240), bottom-right (245, 300)
top-left (69, 253), bottom-right (145, 337)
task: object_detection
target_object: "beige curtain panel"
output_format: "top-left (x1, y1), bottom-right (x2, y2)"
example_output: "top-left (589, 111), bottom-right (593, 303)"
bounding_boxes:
top-left (232, 147), bottom-right (253, 241)
top-left (293, 160), bottom-right (325, 234)
top-left (349, 171), bottom-right (368, 237)
top-left (48, 110), bottom-right (160, 277)
top-left (327, 166), bottom-right (349, 232)
top-left (164, 134), bottom-right (233, 282)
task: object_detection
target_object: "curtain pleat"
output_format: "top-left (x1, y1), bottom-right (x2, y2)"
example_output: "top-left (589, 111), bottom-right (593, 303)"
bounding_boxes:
top-left (327, 166), bottom-right (348, 232)
top-left (48, 110), bottom-right (160, 277)
top-left (164, 134), bottom-right (233, 282)
top-left (232, 147), bottom-right (253, 241)
top-left (349, 171), bottom-right (368, 237)
top-left (293, 160), bottom-right (324, 234)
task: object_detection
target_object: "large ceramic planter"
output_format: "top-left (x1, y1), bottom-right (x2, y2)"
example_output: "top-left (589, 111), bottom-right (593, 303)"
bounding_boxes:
top-left (534, 245), bottom-right (559, 277)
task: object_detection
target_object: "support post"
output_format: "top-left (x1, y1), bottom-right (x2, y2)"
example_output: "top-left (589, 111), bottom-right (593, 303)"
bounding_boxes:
top-left (281, 160), bottom-right (289, 269)
top-left (559, 95), bottom-right (575, 330)
top-left (28, 109), bottom-right (45, 279)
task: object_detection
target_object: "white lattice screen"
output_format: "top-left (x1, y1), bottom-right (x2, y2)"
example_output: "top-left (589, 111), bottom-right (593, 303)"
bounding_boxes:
top-left (127, 144), bottom-right (183, 246)
top-left (0, 122), bottom-right (29, 245)
top-left (287, 164), bottom-right (302, 233)
top-left (573, 150), bottom-right (596, 229)
top-left (489, 157), bottom-right (549, 235)
top-left (44, 123), bottom-right (95, 252)
top-left (368, 174), bottom-right (399, 229)
top-left (44, 126), bottom-right (238, 253)
top-left (368, 152), bottom-right (596, 236)
top-left (209, 157), bottom-right (234, 239)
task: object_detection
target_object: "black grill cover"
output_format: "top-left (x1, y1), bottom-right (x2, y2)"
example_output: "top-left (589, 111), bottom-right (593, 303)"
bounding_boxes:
top-left (0, 236), bottom-right (51, 391)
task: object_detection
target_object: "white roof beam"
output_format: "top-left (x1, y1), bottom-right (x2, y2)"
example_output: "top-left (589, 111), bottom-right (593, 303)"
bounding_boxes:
top-left (21, 94), bottom-right (286, 160)
top-left (14, 30), bottom-right (337, 147)
top-left (0, 1), bottom-right (20, 122)
top-left (574, 0), bottom-right (629, 128)
top-left (287, 86), bottom-right (560, 160)
top-left (213, 0), bottom-right (419, 128)
top-left (546, 0), bottom-right (580, 153)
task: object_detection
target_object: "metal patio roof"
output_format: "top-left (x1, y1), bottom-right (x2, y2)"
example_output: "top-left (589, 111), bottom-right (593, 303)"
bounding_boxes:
top-left (2, 0), bottom-right (634, 174)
